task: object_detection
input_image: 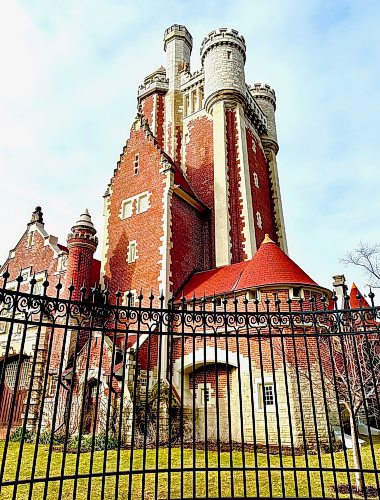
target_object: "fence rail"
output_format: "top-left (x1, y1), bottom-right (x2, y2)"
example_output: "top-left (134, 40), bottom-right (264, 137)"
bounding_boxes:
top-left (0, 276), bottom-right (379, 499)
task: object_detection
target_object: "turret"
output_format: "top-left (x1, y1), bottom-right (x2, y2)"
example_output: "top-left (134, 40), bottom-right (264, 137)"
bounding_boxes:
top-left (250, 83), bottom-right (288, 254)
top-left (163, 25), bottom-right (193, 160)
top-left (250, 83), bottom-right (278, 150)
top-left (66, 210), bottom-right (98, 299)
top-left (200, 28), bottom-right (246, 112)
top-left (164, 24), bottom-right (192, 91)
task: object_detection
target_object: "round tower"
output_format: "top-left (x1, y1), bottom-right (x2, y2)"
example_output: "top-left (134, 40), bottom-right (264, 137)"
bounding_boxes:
top-left (200, 28), bottom-right (247, 112)
top-left (250, 83), bottom-right (288, 254)
top-left (66, 209), bottom-right (98, 299)
top-left (250, 83), bottom-right (278, 152)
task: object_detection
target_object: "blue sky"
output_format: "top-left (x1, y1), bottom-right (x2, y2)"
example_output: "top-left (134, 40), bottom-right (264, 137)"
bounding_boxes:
top-left (0, 0), bottom-right (379, 296)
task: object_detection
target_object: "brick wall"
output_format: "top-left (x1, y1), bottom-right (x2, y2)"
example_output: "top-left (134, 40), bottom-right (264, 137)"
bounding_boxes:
top-left (170, 194), bottom-right (210, 293)
top-left (183, 114), bottom-right (215, 267)
top-left (226, 109), bottom-right (246, 263)
top-left (246, 127), bottom-right (278, 245)
top-left (1, 229), bottom-right (64, 294)
top-left (103, 126), bottom-right (167, 297)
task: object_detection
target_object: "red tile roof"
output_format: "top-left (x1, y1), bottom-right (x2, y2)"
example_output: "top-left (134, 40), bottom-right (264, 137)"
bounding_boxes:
top-left (349, 283), bottom-right (371, 309)
top-left (179, 235), bottom-right (318, 300)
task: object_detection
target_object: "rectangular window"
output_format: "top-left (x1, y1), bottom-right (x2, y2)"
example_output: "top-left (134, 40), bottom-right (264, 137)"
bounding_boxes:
top-left (191, 90), bottom-right (197, 113)
top-left (122, 200), bottom-right (133, 219)
top-left (199, 86), bottom-right (204, 108)
top-left (246, 289), bottom-right (261, 302)
top-left (123, 290), bottom-right (136, 307)
top-left (134, 154), bottom-right (139, 175)
top-left (127, 241), bottom-right (137, 263)
top-left (184, 94), bottom-right (190, 117)
top-left (200, 387), bottom-right (210, 405)
top-left (21, 268), bottom-right (31, 282)
top-left (34, 280), bottom-right (44, 296)
top-left (263, 384), bottom-right (274, 406)
top-left (136, 194), bottom-right (148, 214)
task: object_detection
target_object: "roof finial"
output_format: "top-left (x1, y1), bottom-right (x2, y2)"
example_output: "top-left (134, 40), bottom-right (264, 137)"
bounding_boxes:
top-left (262, 234), bottom-right (274, 245)
top-left (28, 206), bottom-right (44, 225)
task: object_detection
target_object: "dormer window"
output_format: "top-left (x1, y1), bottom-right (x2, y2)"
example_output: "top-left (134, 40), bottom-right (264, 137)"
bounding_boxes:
top-left (133, 154), bottom-right (139, 175)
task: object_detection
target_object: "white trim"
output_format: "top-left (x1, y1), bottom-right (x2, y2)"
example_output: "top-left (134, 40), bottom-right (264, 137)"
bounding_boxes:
top-left (127, 240), bottom-right (138, 263)
top-left (213, 100), bottom-right (231, 266)
top-left (254, 377), bottom-right (276, 412)
top-left (236, 104), bottom-right (256, 259)
top-left (119, 191), bottom-right (152, 220)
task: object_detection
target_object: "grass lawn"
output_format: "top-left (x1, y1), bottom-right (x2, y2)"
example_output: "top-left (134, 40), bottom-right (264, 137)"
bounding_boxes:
top-left (0, 440), bottom-right (379, 499)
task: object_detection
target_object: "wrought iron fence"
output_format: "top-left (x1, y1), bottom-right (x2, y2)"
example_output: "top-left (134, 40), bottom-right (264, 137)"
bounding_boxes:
top-left (0, 274), bottom-right (379, 499)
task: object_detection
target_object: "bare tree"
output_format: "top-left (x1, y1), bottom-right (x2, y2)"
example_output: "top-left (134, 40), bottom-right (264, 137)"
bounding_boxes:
top-left (341, 242), bottom-right (380, 288)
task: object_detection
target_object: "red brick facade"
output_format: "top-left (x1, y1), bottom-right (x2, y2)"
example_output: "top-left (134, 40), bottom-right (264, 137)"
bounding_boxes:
top-left (226, 109), bottom-right (247, 263)
top-left (246, 127), bottom-right (278, 245)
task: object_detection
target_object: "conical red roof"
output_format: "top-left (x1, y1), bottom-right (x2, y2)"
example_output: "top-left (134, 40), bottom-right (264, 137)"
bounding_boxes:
top-left (349, 283), bottom-right (371, 309)
top-left (237, 234), bottom-right (317, 290)
top-left (178, 235), bottom-right (318, 300)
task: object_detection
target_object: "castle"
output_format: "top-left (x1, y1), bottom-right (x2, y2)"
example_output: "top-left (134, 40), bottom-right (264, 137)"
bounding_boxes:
top-left (0, 25), bottom-right (371, 445)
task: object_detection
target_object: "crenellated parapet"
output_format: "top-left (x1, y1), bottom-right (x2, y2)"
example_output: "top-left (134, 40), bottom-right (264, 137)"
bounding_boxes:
top-left (250, 82), bottom-right (278, 149)
top-left (164, 24), bottom-right (193, 52)
top-left (67, 210), bottom-right (98, 252)
top-left (250, 83), bottom-right (276, 110)
top-left (200, 28), bottom-right (246, 64)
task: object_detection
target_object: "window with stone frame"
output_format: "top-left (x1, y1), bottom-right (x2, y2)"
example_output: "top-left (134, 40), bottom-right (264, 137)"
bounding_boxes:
top-left (122, 289), bottom-right (137, 307)
top-left (136, 194), bottom-right (149, 214)
top-left (200, 387), bottom-right (210, 406)
top-left (257, 380), bottom-right (275, 410)
top-left (127, 241), bottom-right (138, 264)
top-left (121, 199), bottom-right (133, 219)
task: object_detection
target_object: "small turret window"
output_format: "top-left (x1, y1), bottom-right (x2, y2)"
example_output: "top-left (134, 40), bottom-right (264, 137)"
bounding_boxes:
top-left (227, 50), bottom-right (231, 60)
top-left (253, 172), bottom-right (259, 188)
top-left (256, 211), bottom-right (262, 229)
top-left (290, 287), bottom-right (304, 300)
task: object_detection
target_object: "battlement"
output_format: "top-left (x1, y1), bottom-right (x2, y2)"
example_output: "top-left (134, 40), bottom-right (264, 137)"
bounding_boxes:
top-left (250, 83), bottom-right (276, 108)
top-left (180, 68), bottom-right (204, 91)
top-left (164, 24), bottom-right (193, 51)
top-left (138, 73), bottom-right (169, 99)
top-left (200, 28), bottom-right (246, 64)
top-left (67, 229), bottom-right (98, 249)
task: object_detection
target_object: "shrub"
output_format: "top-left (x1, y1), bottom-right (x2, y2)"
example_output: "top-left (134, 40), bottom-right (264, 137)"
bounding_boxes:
top-left (10, 427), bottom-right (35, 443)
top-left (38, 429), bottom-right (66, 445)
top-left (68, 433), bottom-right (118, 452)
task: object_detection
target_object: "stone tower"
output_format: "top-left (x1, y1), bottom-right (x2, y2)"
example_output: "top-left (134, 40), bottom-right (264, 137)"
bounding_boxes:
top-left (250, 83), bottom-right (287, 253)
top-left (102, 24), bottom-right (288, 299)
top-left (163, 24), bottom-right (193, 162)
top-left (66, 210), bottom-right (98, 299)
